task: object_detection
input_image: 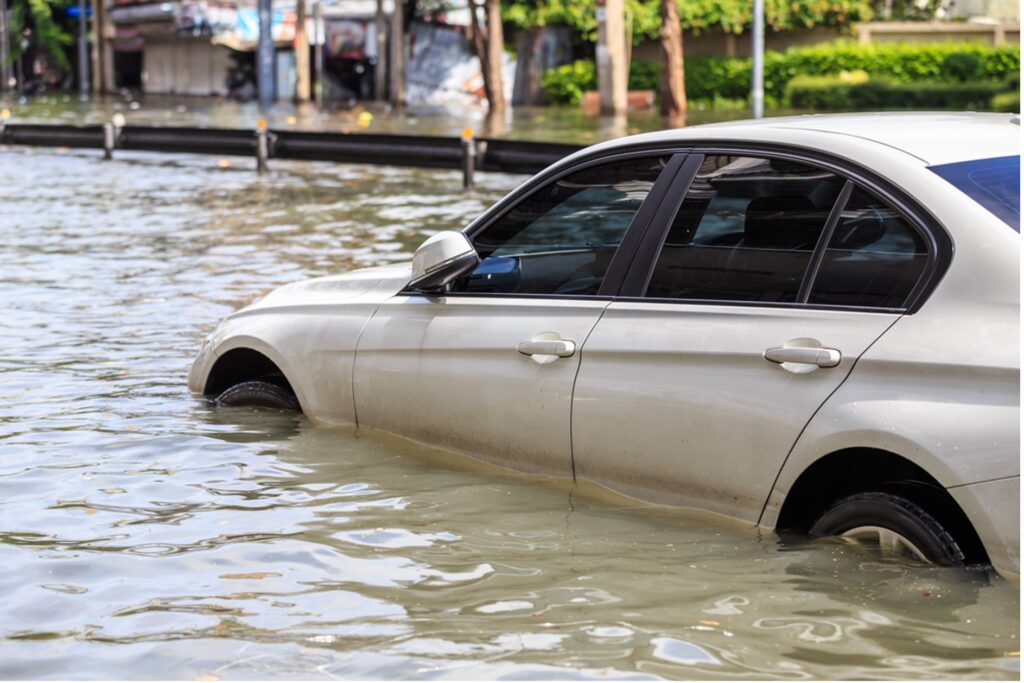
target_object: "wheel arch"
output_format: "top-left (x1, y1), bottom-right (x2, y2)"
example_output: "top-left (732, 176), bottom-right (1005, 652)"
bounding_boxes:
top-left (202, 338), bottom-right (306, 413)
top-left (773, 446), bottom-right (989, 564)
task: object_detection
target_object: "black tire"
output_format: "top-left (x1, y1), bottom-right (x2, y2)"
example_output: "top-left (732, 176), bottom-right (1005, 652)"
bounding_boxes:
top-left (215, 380), bottom-right (299, 411)
top-left (809, 491), bottom-right (965, 566)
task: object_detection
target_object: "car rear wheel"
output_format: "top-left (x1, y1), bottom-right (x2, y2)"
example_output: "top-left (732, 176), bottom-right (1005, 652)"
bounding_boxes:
top-left (215, 380), bottom-right (299, 411)
top-left (809, 491), bottom-right (965, 566)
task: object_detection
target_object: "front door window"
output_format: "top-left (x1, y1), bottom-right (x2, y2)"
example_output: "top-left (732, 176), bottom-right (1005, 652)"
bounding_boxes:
top-left (455, 156), bottom-right (670, 296)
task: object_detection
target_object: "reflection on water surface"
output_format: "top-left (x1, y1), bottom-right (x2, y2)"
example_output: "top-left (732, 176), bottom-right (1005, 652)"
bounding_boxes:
top-left (0, 146), bottom-right (1017, 679)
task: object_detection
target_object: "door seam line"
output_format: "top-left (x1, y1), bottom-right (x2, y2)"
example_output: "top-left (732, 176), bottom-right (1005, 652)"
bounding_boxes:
top-left (350, 298), bottom-right (391, 429)
top-left (568, 301), bottom-right (613, 482)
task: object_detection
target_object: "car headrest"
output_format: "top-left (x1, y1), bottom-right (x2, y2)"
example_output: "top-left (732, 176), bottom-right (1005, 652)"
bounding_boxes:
top-left (744, 195), bottom-right (823, 250)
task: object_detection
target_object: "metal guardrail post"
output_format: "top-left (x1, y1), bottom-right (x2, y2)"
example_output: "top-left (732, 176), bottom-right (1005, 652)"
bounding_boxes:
top-left (105, 113), bottom-right (125, 160)
top-left (103, 122), bottom-right (115, 159)
top-left (461, 127), bottom-right (475, 190)
top-left (314, 2), bottom-right (324, 107)
top-left (256, 119), bottom-right (270, 174)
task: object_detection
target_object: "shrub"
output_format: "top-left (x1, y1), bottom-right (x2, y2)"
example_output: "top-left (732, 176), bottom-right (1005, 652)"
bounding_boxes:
top-left (991, 91), bottom-right (1020, 113)
top-left (541, 58), bottom-right (664, 104)
top-left (628, 59), bottom-right (661, 91)
top-left (541, 60), bottom-right (596, 105)
top-left (941, 51), bottom-right (983, 82)
top-left (785, 75), bottom-right (1009, 110)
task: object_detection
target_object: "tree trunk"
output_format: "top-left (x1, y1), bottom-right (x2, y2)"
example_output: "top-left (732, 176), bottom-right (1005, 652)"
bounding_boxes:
top-left (389, 0), bottom-right (405, 106)
top-left (468, 0), bottom-right (492, 106)
top-left (484, 0), bottom-right (505, 113)
top-left (597, 0), bottom-right (627, 115)
top-left (374, 0), bottom-right (386, 99)
top-left (659, 0), bottom-right (686, 119)
top-left (294, 0), bottom-right (310, 101)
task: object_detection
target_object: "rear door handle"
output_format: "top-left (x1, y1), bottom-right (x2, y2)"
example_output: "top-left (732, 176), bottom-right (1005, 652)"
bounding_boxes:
top-left (764, 339), bottom-right (841, 373)
top-left (517, 332), bottom-right (576, 364)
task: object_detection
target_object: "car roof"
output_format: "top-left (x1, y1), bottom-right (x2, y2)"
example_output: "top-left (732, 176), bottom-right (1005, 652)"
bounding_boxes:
top-left (585, 112), bottom-right (1019, 167)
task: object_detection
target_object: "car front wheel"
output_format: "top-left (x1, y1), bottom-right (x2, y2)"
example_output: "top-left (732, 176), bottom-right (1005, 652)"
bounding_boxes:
top-left (215, 380), bottom-right (299, 411)
top-left (809, 491), bottom-right (965, 566)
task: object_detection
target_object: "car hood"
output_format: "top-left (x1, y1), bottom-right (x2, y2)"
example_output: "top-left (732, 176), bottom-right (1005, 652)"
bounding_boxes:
top-left (233, 262), bottom-right (414, 316)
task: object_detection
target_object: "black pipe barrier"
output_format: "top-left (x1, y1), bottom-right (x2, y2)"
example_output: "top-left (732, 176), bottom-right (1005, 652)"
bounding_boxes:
top-left (0, 123), bottom-right (583, 176)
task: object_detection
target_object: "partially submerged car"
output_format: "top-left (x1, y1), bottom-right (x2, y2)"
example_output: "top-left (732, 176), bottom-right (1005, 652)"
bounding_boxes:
top-left (190, 113), bottom-right (1020, 577)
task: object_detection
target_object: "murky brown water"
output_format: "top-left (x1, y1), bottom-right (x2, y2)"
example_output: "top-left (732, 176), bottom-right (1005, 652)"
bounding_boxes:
top-left (0, 145), bottom-right (1018, 680)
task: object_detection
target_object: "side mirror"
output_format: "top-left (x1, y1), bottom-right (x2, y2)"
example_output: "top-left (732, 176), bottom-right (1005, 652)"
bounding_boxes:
top-left (409, 231), bottom-right (480, 293)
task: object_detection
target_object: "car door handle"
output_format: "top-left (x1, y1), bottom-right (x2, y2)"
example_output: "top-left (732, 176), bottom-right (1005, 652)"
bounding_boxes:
top-left (764, 341), bottom-right (841, 372)
top-left (517, 339), bottom-right (576, 358)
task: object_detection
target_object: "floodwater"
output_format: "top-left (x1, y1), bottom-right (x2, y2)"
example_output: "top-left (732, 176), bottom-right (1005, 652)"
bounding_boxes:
top-left (0, 93), bottom-right (770, 145)
top-left (0, 145), bottom-right (1017, 680)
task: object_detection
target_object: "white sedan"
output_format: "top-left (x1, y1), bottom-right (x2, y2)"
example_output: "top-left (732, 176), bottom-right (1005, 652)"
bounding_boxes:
top-left (190, 113), bottom-right (1020, 577)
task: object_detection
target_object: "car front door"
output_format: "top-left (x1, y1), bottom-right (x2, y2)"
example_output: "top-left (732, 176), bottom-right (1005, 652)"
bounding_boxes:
top-left (353, 153), bottom-right (684, 477)
top-left (571, 152), bottom-right (935, 521)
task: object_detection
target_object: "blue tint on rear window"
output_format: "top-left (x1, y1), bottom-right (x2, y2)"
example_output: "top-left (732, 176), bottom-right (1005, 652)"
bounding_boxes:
top-left (929, 155), bottom-right (1020, 231)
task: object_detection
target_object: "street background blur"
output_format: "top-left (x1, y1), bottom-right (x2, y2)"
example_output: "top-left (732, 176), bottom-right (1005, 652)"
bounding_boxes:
top-left (0, 0), bottom-right (1019, 137)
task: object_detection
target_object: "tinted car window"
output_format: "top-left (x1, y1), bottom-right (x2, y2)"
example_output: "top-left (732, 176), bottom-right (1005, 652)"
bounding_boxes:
top-left (456, 156), bottom-right (669, 295)
top-left (808, 186), bottom-right (928, 309)
top-left (930, 155), bottom-right (1020, 231)
top-left (646, 155), bottom-right (844, 303)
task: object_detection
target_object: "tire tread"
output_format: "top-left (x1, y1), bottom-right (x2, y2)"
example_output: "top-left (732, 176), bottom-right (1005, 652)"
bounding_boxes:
top-left (215, 380), bottom-right (300, 411)
top-left (810, 491), bottom-right (965, 566)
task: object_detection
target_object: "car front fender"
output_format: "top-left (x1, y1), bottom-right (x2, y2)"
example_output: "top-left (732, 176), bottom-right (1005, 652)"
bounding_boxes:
top-left (189, 302), bottom-right (384, 425)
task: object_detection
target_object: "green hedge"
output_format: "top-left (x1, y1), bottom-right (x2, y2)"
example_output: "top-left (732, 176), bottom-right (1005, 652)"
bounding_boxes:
top-left (541, 41), bottom-right (1021, 105)
top-left (785, 74), bottom-right (1015, 110)
top-left (991, 91), bottom-right (1020, 113)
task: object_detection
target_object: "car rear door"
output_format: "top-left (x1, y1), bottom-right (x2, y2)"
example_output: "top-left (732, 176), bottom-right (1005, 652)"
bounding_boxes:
top-left (354, 153), bottom-right (690, 477)
top-left (571, 151), bottom-right (936, 521)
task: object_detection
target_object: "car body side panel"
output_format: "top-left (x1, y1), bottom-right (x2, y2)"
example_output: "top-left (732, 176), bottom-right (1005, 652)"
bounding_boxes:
top-left (188, 264), bottom-right (412, 425)
top-left (572, 303), bottom-right (899, 522)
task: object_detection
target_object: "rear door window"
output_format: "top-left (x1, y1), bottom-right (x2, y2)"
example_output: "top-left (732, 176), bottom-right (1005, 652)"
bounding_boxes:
top-left (807, 186), bottom-right (929, 309)
top-left (645, 155), bottom-right (845, 303)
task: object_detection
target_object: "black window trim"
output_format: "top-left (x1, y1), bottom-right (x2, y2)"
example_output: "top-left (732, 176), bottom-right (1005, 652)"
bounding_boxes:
top-left (399, 141), bottom-right (952, 315)
top-left (616, 143), bottom-right (952, 315)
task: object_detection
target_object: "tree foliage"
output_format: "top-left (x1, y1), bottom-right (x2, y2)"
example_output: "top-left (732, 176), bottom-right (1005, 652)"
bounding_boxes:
top-left (503, 0), bottom-right (875, 41)
top-left (7, 0), bottom-right (74, 69)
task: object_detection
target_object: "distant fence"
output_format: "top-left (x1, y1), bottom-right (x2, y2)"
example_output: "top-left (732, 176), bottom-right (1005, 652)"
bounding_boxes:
top-left (0, 123), bottom-right (584, 183)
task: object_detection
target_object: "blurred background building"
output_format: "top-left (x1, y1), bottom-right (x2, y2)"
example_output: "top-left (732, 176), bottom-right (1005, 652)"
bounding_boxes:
top-left (0, 0), bottom-right (1018, 108)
